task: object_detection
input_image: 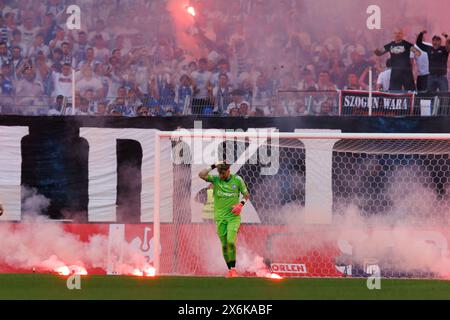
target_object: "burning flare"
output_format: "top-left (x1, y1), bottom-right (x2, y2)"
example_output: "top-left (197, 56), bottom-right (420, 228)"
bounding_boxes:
top-left (143, 266), bottom-right (156, 277)
top-left (130, 265), bottom-right (156, 278)
top-left (55, 266), bottom-right (71, 276)
top-left (265, 273), bottom-right (283, 280)
top-left (70, 265), bottom-right (88, 275)
top-left (186, 6), bottom-right (196, 16)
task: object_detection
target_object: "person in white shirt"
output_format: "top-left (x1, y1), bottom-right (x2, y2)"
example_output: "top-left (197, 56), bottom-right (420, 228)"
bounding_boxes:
top-left (76, 64), bottom-right (103, 95)
top-left (377, 59), bottom-right (392, 92)
top-left (88, 19), bottom-right (111, 44)
top-left (17, 14), bottom-right (39, 54)
top-left (414, 44), bottom-right (430, 92)
top-left (52, 63), bottom-right (72, 97)
top-left (191, 58), bottom-right (212, 114)
top-left (15, 67), bottom-right (45, 110)
top-left (92, 34), bottom-right (110, 63)
top-left (191, 58), bottom-right (212, 99)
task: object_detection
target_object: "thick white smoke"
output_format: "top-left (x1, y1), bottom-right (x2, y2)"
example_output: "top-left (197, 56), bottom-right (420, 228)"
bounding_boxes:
top-left (0, 187), bottom-right (152, 275)
top-left (275, 166), bottom-right (450, 278)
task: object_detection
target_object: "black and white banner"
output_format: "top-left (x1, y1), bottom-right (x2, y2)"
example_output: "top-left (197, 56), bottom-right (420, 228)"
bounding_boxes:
top-left (340, 90), bottom-right (414, 116)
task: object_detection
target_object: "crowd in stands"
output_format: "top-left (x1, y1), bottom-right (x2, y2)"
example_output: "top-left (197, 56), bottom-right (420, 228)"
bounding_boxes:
top-left (0, 0), bottom-right (448, 117)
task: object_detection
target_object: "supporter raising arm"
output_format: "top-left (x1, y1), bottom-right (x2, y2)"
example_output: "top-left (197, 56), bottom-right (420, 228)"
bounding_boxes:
top-left (374, 28), bottom-right (420, 91)
top-left (416, 30), bottom-right (449, 92)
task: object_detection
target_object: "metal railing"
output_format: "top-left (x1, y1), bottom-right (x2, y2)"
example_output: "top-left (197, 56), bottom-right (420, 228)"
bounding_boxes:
top-left (1, 91), bottom-right (450, 117)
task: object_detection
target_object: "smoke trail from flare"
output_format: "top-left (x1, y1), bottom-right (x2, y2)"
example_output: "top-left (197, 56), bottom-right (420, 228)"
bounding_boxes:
top-left (0, 187), bottom-right (153, 276)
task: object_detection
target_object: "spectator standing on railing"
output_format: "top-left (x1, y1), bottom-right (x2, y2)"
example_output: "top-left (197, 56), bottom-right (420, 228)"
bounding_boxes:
top-left (416, 31), bottom-right (449, 93)
top-left (413, 44), bottom-right (429, 93)
top-left (374, 28), bottom-right (420, 91)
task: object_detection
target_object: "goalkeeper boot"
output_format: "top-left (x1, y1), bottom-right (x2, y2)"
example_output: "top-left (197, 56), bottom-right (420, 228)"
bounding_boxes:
top-left (226, 268), bottom-right (238, 278)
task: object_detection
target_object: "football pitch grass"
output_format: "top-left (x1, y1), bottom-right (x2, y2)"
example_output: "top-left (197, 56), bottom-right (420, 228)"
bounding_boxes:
top-left (1, 274), bottom-right (450, 300)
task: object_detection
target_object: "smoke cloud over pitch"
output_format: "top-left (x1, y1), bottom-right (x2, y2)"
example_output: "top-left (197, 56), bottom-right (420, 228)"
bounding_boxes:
top-left (0, 187), bottom-right (150, 274)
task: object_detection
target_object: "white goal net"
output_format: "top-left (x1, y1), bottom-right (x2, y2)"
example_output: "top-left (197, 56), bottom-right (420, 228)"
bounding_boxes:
top-left (153, 131), bottom-right (450, 279)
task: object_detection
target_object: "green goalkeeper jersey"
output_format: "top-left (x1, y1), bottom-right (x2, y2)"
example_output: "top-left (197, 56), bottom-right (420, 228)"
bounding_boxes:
top-left (206, 174), bottom-right (249, 220)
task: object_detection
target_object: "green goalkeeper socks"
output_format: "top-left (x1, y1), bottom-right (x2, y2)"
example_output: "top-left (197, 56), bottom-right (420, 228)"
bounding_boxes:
top-left (227, 261), bottom-right (236, 269)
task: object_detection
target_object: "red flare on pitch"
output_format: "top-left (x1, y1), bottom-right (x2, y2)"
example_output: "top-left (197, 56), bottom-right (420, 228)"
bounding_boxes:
top-left (55, 266), bottom-right (71, 276)
top-left (266, 273), bottom-right (283, 280)
top-left (132, 269), bottom-right (144, 277)
top-left (70, 265), bottom-right (88, 275)
top-left (144, 266), bottom-right (156, 277)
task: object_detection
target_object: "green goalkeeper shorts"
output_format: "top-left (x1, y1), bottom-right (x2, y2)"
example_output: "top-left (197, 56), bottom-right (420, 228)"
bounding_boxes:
top-left (215, 215), bottom-right (241, 263)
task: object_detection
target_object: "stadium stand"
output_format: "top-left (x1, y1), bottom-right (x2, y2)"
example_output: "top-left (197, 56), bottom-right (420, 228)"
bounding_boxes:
top-left (0, 0), bottom-right (448, 116)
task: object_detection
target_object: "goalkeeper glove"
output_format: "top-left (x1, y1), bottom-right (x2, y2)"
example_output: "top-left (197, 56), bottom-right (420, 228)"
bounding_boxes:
top-left (231, 201), bottom-right (245, 215)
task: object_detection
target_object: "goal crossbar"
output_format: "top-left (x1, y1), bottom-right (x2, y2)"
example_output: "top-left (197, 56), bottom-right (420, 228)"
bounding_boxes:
top-left (156, 131), bottom-right (450, 141)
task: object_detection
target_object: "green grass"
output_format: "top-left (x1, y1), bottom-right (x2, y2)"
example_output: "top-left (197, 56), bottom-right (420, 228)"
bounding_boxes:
top-left (0, 274), bottom-right (449, 300)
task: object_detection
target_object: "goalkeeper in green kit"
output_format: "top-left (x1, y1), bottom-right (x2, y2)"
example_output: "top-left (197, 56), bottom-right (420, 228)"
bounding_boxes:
top-left (199, 161), bottom-right (250, 278)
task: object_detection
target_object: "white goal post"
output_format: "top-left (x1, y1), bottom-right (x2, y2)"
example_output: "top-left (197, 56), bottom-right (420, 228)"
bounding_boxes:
top-left (153, 130), bottom-right (450, 278)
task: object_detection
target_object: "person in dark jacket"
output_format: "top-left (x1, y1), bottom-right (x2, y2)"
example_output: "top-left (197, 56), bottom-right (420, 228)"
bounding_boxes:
top-left (416, 30), bottom-right (450, 93)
